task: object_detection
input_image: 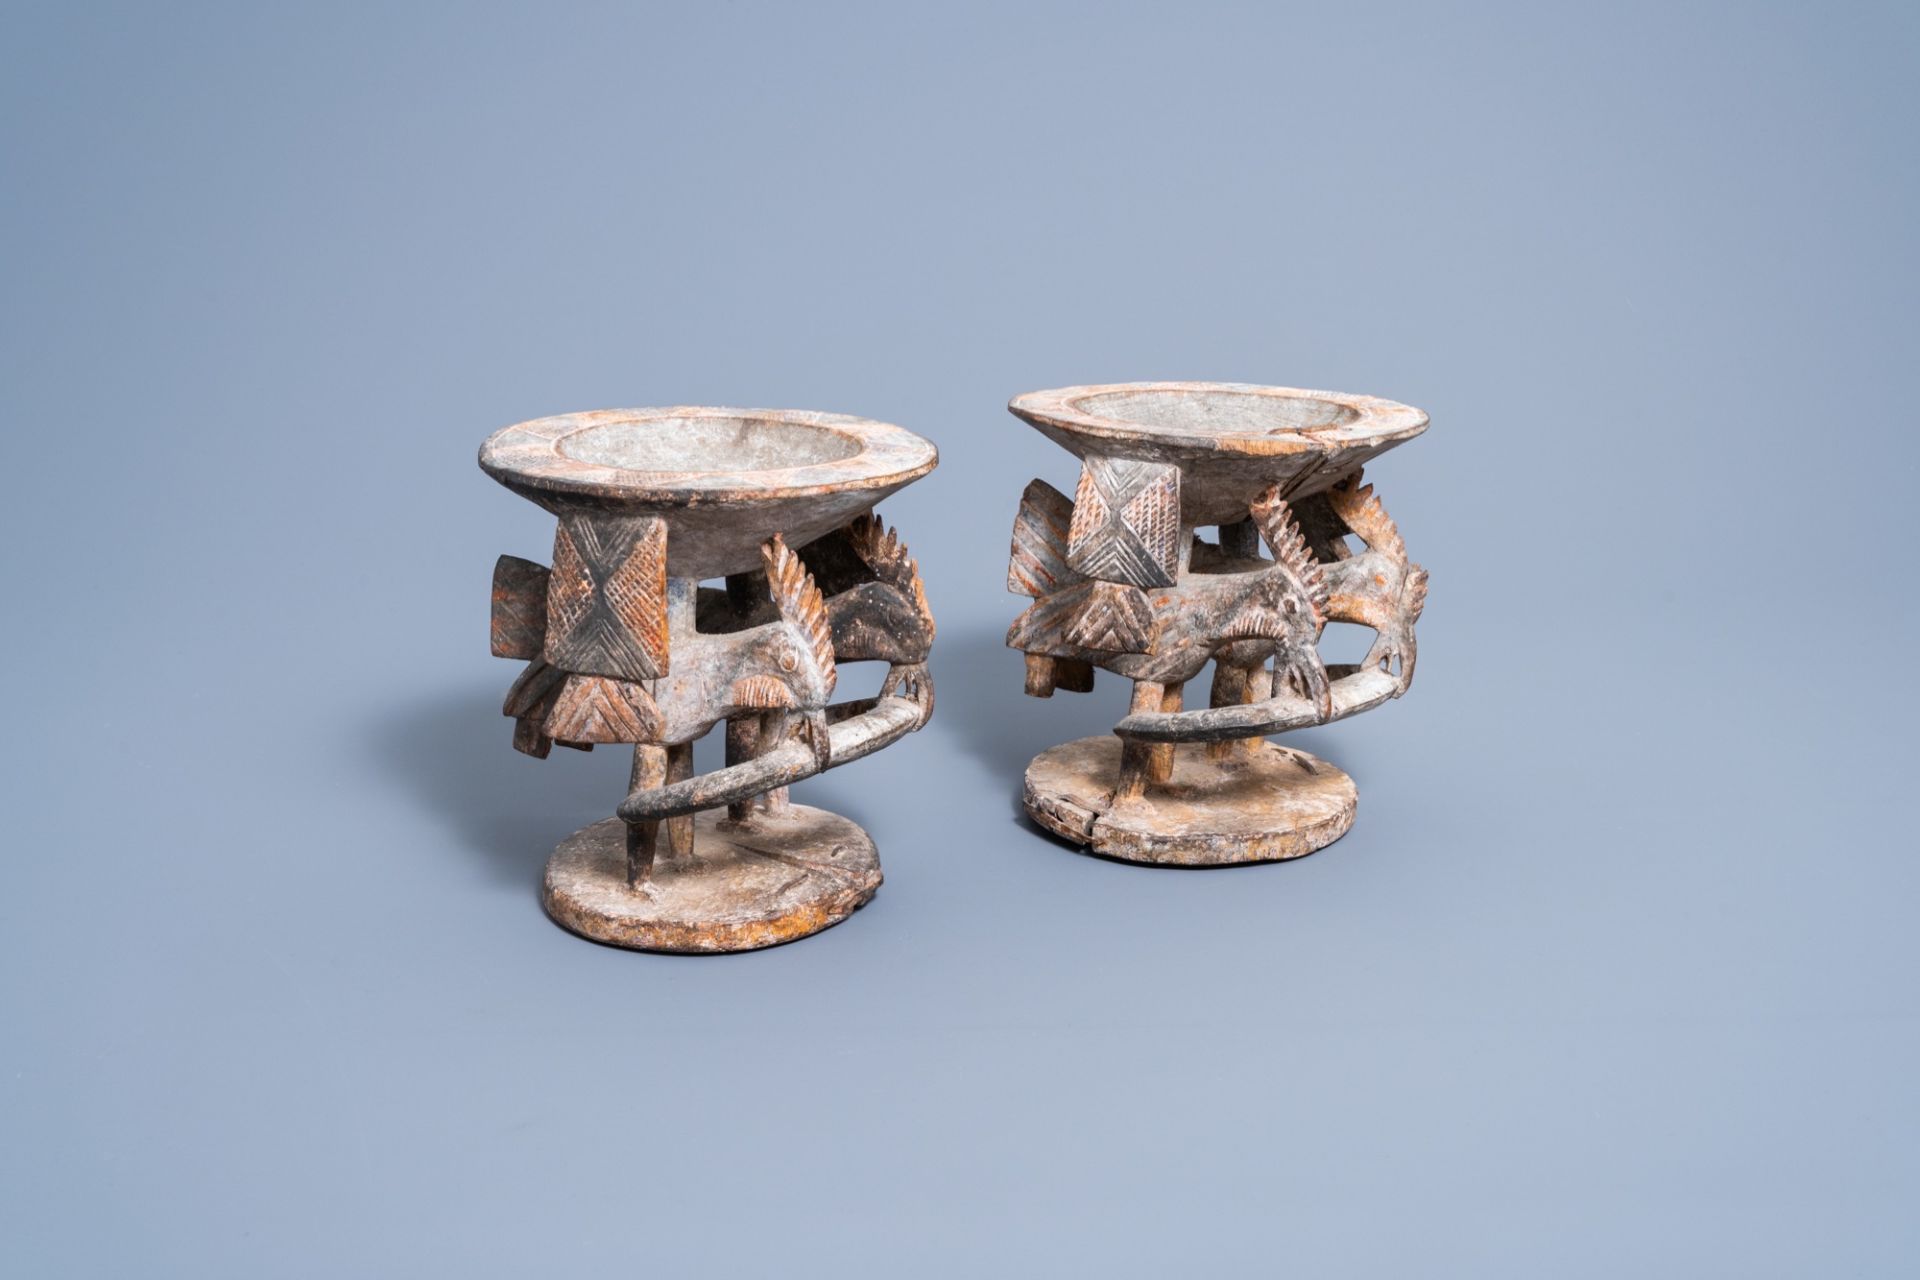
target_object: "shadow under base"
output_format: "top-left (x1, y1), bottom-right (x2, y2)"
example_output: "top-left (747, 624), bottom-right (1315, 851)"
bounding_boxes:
top-left (1023, 736), bottom-right (1355, 866)
top-left (543, 806), bottom-right (882, 952)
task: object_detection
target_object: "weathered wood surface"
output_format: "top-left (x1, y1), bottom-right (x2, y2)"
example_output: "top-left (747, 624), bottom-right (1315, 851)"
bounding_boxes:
top-left (1008, 381), bottom-right (1426, 527)
top-left (624, 744), bottom-right (667, 887)
top-left (543, 672), bottom-right (663, 745)
top-left (493, 514), bottom-right (935, 772)
top-left (483, 407), bottom-right (937, 951)
top-left (616, 690), bottom-right (928, 822)
top-left (1009, 484), bottom-right (1336, 713)
top-left (1321, 475), bottom-right (1428, 693)
top-left (1112, 679), bottom-right (1164, 804)
top-left (1023, 735), bottom-right (1356, 866)
top-left (479, 407), bottom-right (937, 580)
top-left (546, 808), bottom-right (882, 953)
top-left (1115, 666), bottom-right (1397, 743)
top-left (489, 555), bottom-right (549, 659)
top-left (1004, 382), bottom-right (1426, 856)
top-left (1007, 479), bottom-right (1078, 597)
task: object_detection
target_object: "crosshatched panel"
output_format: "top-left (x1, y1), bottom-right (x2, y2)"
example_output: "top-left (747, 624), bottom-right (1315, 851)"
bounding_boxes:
top-left (1066, 457), bottom-right (1180, 588)
top-left (543, 514), bottom-right (669, 680)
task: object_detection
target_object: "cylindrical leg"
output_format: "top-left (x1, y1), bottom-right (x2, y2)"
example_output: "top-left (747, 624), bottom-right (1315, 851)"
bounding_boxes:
top-left (1205, 662), bottom-right (1270, 762)
top-left (665, 742), bottom-right (695, 858)
top-left (1025, 653), bottom-right (1057, 698)
top-left (1205, 664), bottom-right (1248, 762)
top-left (625, 744), bottom-right (667, 887)
top-left (1239, 663), bottom-right (1272, 759)
top-left (757, 710), bottom-right (791, 816)
top-left (1148, 681), bottom-right (1184, 783)
top-left (1114, 679), bottom-right (1165, 802)
top-left (1218, 517), bottom-right (1260, 559)
top-left (724, 716), bottom-right (759, 822)
top-left (724, 570), bottom-right (763, 617)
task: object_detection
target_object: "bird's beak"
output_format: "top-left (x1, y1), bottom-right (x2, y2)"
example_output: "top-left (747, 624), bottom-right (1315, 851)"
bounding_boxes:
top-left (1282, 650), bottom-right (1333, 724)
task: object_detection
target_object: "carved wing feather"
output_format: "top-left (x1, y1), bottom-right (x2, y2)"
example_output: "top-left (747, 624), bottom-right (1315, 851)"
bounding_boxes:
top-left (1007, 479), bottom-right (1081, 597)
top-left (728, 674), bottom-right (798, 708)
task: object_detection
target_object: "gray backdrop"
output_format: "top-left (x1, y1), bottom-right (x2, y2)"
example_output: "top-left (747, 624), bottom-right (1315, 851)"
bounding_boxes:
top-left (4, 1), bottom-right (1916, 1274)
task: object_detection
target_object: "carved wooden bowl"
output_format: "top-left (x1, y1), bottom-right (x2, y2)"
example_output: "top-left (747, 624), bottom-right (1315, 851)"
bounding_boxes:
top-left (481, 407), bottom-right (938, 952)
top-left (480, 407), bottom-right (937, 579)
top-left (1010, 382), bottom-right (1425, 527)
top-left (1005, 382), bottom-right (1430, 866)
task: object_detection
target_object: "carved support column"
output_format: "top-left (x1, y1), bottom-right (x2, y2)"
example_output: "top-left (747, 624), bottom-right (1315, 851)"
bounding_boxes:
top-left (625, 744), bottom-right (667, 887)
top-left (1205, 664), bottom-right (1247, 762)
top-left (1148, 680), bottom-right (1183, 782)
top-left (724, 569), bottom-right (763, 616)
top-left (1218, 517), bottom-right (1260, 560)
top-left (1204, 662), bottom-right (1272, 762)
top-left (665, 742), bottom-right (695, 857)
top-left (724, 716), bottom-right (759, 822)
top-left (757, 710), bottom-right (792, 815)
top-left (1113, 679), bottom-right (1165, 802)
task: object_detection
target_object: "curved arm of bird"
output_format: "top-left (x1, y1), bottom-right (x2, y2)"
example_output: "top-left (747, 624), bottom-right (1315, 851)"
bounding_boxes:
top-left (616, 689), bottom-right (928, 822)
top-left (1112, 665), bottom-right (1399, 744)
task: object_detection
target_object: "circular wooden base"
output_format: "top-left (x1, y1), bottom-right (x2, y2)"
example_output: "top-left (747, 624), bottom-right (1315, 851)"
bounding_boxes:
top-left (543, 806), bottom-right (882, 953)
top-left (1023, 736), bottom-right (1356, 866)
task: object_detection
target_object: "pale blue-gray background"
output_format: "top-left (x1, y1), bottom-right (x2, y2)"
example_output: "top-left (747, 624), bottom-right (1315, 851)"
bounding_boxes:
top-left (3, 2), bottom-right (1916, 1274)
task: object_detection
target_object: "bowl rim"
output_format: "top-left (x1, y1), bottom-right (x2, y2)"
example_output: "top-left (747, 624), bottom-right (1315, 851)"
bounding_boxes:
top-left (1007, 382), bottom-right (1428, 458)
top-left (479, 406), bottom-right (938, 505)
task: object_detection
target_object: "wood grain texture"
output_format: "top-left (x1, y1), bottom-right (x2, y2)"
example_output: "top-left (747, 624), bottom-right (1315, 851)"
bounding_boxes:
top-left (502, 658), bottom-right (565, 719)
top-left (490, 555), bottom-right (550, 659)
top-left (1023, 736), bottom-right (1355, 866)
top-left (483, 409), bottom-right (937, 951)
top-left (480, 407), bottom-right (938, 581)
top-left (1007, 478), bottom-right (1080, 597)
top-left (547, 809), bottom-right (881, 953)
top-left (625, 744), bottom-right (667, 887)
top-left (1025, 653), bottom-right (1059, 698)
top-left (1004, 382), bottom-right (1426, 847)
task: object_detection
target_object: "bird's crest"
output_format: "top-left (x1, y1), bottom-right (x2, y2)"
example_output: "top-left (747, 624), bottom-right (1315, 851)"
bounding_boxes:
top-left (850, 512), bottom-right (932, 631)
top-left (1327, 471), bottom-right (1406, 560)
top-left (1250, 485), bottom-right (1330, 626)
top-left (763, 533), bottom-right (837, 696)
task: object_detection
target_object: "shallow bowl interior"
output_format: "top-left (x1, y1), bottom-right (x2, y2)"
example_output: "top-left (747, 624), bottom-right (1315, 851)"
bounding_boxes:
top-left (558, 416), bottom-right (864, 476)
top-left (1009, 382), bottom-right (1427, 527)
top-left (480, 407), bottom-right (937, 579)
top-left (1071, 387), bottom-right (1359, 436)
